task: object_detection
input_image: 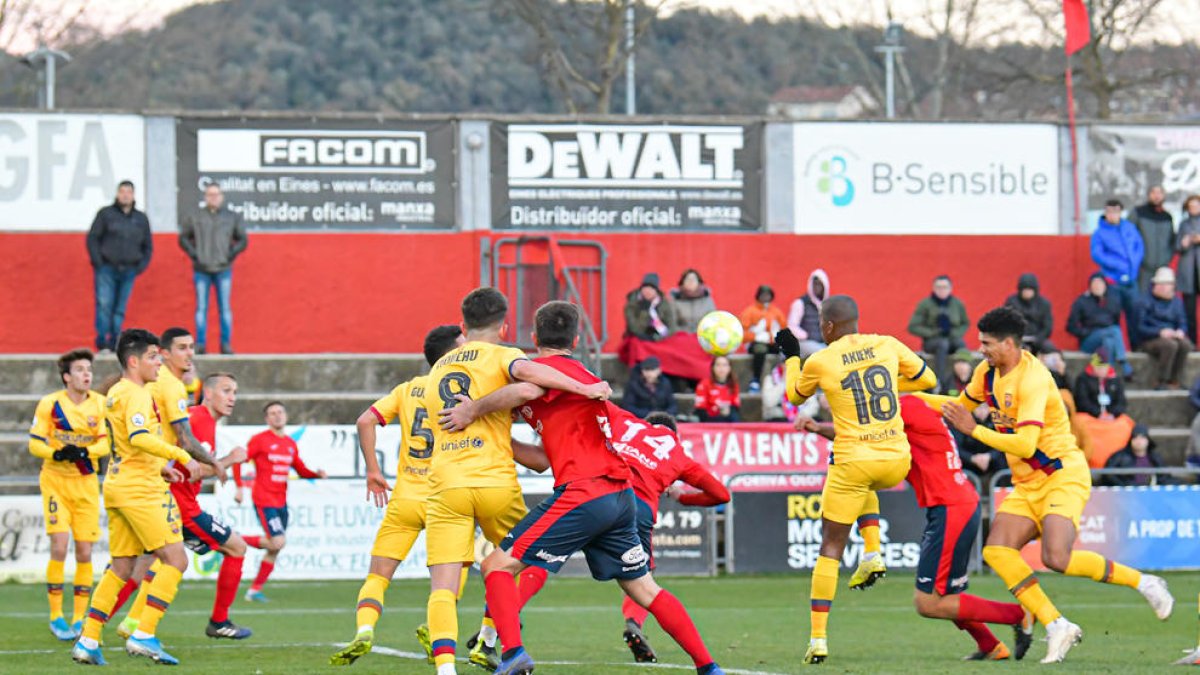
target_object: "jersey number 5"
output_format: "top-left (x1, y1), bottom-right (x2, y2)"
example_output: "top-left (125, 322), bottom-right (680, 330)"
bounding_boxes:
top-left (840, 365), bottom-right (898, 425)
top-left (408, 409), bottom-right (434, 459)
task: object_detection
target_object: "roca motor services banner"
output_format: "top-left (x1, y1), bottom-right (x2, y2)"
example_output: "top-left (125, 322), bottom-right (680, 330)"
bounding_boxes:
top-left (792, 122), bottom-right (1060, 234)
top-left (491, 122), bottom-right (764, 231)
top-left (1087, 125), bottom-right (1200, 221)
top-left (0, 113), bottom-right (146, 231)
top-left (993, 485), bottom-right (1200, 571)
top-left (175, 118), bottom-right (456, 229)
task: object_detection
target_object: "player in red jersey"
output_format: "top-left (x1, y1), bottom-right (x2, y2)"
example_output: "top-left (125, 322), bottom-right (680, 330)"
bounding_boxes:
top-left (233, 401), bottom-right (327, 601)
top-left (801, 395), bottom-right (1031, 661)
top-left (439, 301), bottom-right (725, 675)
top-left (606, 406), bottom-right (730, 663)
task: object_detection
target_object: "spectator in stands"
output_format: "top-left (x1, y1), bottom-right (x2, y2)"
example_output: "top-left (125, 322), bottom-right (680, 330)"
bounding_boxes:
top-left (740, 285), bottom-right (787, 392)
top-left (1131, 185), bottom-right (1176, 291)
top-left (694, 355), bottom-right (741, 423)
top-left (954, 403), bottom-right (1007, 483)
top-left (1074, 347), bottom-right (1128, 418)
top-left (1041, 350), bottom-right (1093, 462)
top-left (86, 180), bottom-right (152, 353)
top-left (907, 275), bottom-right (969, 392)
top-left (669, 268), bottom-right (716, 334)
top-left (622, 356), bottom-right (678, 419)
top-left (1005, 273), bottom-right (1055, 354)
top-left (1103, 425), bottom-right (1164, 487)
top-left (1188, 374), bottom-right (1200, 470)
top-left (624, 273), bottom-right (675, 341)
top-left (945, 353), bottom-right (974, 397)
top-left (1174, 195), bottom-right (1200, 341)
top-left (1067, 272), bottom-right (1133, 378)
top-left (786, 269), bottom-right (829, 357)
top-left (1090, 198), bottom-right (1143, 342)
top-left (179, 183), bottom-right (248, 355)
top-left (1136, 266), bottom-right (1192, 389)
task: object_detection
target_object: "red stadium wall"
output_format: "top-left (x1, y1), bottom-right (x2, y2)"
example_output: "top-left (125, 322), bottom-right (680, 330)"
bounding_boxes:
top-left (0, 232), bottom-right (1093, 354)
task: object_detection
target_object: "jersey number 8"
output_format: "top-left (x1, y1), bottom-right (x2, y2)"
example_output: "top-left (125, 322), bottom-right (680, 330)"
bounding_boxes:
top-left (840, 365), bottom-right (898, 425)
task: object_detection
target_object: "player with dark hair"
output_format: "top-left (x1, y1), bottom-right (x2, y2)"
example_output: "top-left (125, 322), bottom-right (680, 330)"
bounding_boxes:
top-left (800, 395), bottom-right (1031, 661)
top-left (417, 289), bottom-right (613, 675)
top-left (917, 306), bottom-right (1173, 663)
top-left (234, 401), bottom-right (328, 602)
top-left (775, 294), bottom-right (938, 664)
top-left (439, 300), bottom-right (725, 675)
top-left (29, 349), bottom-right (108, 641)
top-left (72, 329), bottom-right (201, 665)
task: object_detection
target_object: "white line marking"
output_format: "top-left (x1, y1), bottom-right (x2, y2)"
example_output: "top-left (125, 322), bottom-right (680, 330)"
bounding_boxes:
top-left (370, 645), bottom-right (787, 675)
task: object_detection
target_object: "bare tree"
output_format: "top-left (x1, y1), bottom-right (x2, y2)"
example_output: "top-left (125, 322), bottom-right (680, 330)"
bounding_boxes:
top-left (506, 0), bottom-right (673, 113)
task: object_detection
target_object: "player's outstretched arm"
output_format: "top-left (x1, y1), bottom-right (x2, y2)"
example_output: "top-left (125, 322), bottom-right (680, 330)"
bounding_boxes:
top-left (941, 403), bottom-right (1039, 459)
top-left (184, 446), bottom-right (248, 481)
top-left (512, 439), bottom-right (550, 473)
top-left (898, 366), bottom-right (938, 392)
top-left (510, 359), bottom-right (611, 400)
top-left (911, 391), bottom-right (980, 413)
top-left (356, 409), bottom-right (390, 506)
top-left (131, 429), bottom-right (193, 464)
top-left (438, 382), bottom-right (546, 432)
top-left (676, 463), bottom-right (730, 506)
top-left (85, 435), bottom-right (111, 459)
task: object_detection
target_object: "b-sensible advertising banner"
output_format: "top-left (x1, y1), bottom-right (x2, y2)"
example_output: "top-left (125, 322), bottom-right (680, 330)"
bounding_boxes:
top-left (793, 123), bottom-right (1060, 234)
top-left (492, 122), bottom-right (763, 230)
top-left (176, 118), bottom-right (456, 230)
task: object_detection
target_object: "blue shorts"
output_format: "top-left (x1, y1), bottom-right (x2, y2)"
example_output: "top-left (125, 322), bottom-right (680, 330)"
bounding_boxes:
top-left (916, 501), bottom-right (980, 596)
top-left (255, 505), bottom-right (288, 538)
top-left (502, 478), bottom-right (648, 582)
top-left (182, 511), bottom-right (233, 555)
top-left (635, 497), bottom-right (656, 571)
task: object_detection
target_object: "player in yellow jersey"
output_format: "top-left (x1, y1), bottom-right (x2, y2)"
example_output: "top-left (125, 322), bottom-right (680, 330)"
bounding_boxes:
top-left (775, 295), bottom-right (937, 665)
top-left (117, 326), bottom-right (223, 639)
top-left (29, 349), bottom-right (109, 641)
top-left (71, 329), bottom-right (201, 667)
top-left (420, 287), bottom-right (612, 675)
top-left (918, 307), bottom-right (1174, 664)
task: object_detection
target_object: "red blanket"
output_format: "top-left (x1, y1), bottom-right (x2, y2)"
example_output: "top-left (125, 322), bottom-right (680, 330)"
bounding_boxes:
top-left (618, 332), bottom-right (712, 381)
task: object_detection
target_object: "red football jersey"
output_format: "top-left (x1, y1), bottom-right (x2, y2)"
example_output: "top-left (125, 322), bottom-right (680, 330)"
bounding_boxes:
top-left (901, 396), bottom-right (979, 508)
top-left (518, 355), bottom-right (629, 488)
top-left (169, 404), bottom-right (218, 520)
top-left (606, 404), bottom-right (729, 514)
top-left (233, 429), bottom-right (319, 508)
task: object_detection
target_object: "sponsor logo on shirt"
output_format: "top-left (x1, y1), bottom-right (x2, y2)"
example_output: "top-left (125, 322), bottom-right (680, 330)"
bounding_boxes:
top-left (131, 413), bottom-right (146, 427)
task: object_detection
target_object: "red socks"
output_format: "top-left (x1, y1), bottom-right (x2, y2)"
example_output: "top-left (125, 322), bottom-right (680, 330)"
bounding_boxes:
top-left (251, 560), bottom-right (274, 591)
top-left (954, 620), bottom-right (1000, 653)
top-left (517, 567), bottom-right (548, 608)
top-left (647, 591), bottom-right (713, 668)
top-left (212, 555), bottom-right (244, 623)
top-left (622, 595), bottom-right (650, 626)
top-left (484, 571), bottom-right (523, 651)
top-left (957, 593), bottom-right (1025, 625)
top-left (243, 535), bottom-right (263, 549)
top-left (111, 578), bottom-right (139, 615)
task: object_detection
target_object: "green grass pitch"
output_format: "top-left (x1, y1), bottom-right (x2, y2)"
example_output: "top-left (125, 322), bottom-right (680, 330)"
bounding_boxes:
top-left (0, 572), bottom-right (1195, 673)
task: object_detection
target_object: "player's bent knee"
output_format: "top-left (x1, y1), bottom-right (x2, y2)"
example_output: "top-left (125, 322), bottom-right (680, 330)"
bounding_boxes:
top-left (481, 548), bottom-right (521, 576)
top-left (223, 536), bottom-right (248, 558)
top-left (368, 556), bottom-right (401, 579)
top-left (1041, 548), bottom-right (1071, 572)
top-left (618, 574), bottom-right (661, 608)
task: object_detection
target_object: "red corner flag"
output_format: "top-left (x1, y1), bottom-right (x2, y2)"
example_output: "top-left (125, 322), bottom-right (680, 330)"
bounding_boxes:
top-left (1063, 0), bottom-right (1090, 54)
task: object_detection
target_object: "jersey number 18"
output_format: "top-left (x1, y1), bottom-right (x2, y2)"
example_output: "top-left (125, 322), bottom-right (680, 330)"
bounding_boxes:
top-left (840, 365), bottom-right (898, 425)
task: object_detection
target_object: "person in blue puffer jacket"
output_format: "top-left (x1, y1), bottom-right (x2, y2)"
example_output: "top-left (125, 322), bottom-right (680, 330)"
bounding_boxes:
top-left (1090, 198), bottom-right (1144, 344)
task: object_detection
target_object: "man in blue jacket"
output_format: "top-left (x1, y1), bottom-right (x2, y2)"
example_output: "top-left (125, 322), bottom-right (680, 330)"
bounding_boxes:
top-left (1091, 198), bottom-right (1144, 344)
top-left (1136, 267), bottom-right (1192, 389)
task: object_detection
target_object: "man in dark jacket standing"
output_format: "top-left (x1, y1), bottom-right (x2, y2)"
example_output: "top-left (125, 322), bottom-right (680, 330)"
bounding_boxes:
top-left (1005, 273), bottom-right (1054, 354)
top-left (1131, 185), bottom-right (1176, 292)
top-left (907, 275), bottom-right (968, 392)
top-left (85, 180), bottom-right (152, 352)
top-left (1136, 266), bottom-right (1192, 389)
top-left (180, 184), bottom-right (248, 354)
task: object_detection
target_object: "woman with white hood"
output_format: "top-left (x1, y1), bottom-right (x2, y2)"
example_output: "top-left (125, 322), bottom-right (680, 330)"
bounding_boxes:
top-left (786, 269), bottom-right (830, 358)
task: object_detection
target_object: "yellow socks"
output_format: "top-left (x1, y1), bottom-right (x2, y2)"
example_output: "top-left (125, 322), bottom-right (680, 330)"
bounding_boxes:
top-left (983, 545), bottom-right (1061, 626)
top-left (1065, 550), bottom-right (1141, 589)
top-left (857, 492), bottom-right (881, 555)
top-left (73, 562), bottom-right (94, 624)
top-left (810, 555), bottom-right (839, 640)
top-left (81, 569), bottom-right (124, 641)
top-left (126, 559), bottom-right (161, 623)
top-left (46, 559), bottom-right (65, 620)
top-left (355, 573), bottom-right (389, 633)
top-left (457, 566), bottom-right (469, 600)
top-left (136, 564), bottom-right (182, 637)
top-left (428, 588), bottom-right (458, 668)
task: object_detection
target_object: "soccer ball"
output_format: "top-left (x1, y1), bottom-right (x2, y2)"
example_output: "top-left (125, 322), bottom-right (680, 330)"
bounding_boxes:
top-left (696, 311), bottom-right (744, 356)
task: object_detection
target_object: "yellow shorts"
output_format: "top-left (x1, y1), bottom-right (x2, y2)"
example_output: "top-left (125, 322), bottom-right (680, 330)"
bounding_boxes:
top-left (40, 472), bottom-right (101, 542)
top-left (370, 498), bottom-right (426, 560)
top-left (425, 487), bottom-right (526, 566)
top-left (821, 457), bottom-right (911, 525)
top-left (997, 468), bottom-right (1092, 531)
top-left (106, 491), bottom-right (183, 558)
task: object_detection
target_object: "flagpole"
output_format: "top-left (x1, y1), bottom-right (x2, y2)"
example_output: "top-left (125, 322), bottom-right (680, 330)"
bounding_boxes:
top-left (1065, 56), bottom-right (1081, 236)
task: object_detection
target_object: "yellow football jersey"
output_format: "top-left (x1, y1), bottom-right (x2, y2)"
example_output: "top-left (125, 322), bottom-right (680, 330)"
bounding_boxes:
top-left (964, 351), bottom-right (1086, 485)
top-left (104, 378), bottom-right (191, 507)
top-left (370, 375), bottom-right (434, 501)
top-left (28, 390), bottom-right (108, 477)
top-left (421, 341), bottom-right (528, 492)
top-left (793, 333), bottom-right (928, 463)
top-left (147, 365), bottom-right (191, 448)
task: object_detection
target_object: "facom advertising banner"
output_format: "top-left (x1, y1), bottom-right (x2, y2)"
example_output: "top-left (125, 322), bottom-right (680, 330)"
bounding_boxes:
top-left (1086, 125), bottom-right (1200, 223)
top-left (176, 118), bottom-right (456, 230)
top-left (792, 123), bottom-right (1060, 234)
top-left (0, 113), bottom-right (146, 231)
top-left (492, 122), bottom-right (763, 231)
